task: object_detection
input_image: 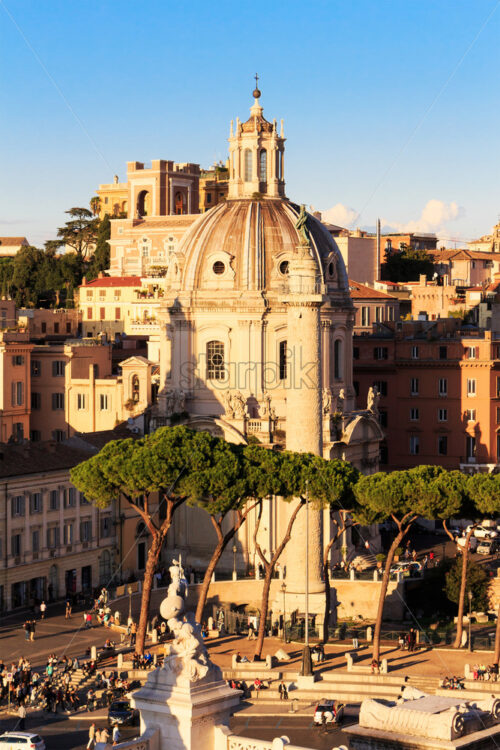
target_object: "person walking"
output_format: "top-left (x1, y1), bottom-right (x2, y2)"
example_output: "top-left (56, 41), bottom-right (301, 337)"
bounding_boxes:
top-left (23, 620), bottom-right (30, 641)
top-left (87, 723), bottom-right (96, 750)
top-left (65, 599), bottom-right (72, 619)
top-left (30, 620), bottom-right (36, 641)
top-left (247, 621), bottom-right (256, 640)
top-left (100, 728), bottom-right (110, 745)
top-left (130, 621), bottom-right (137, 646)
top-left (278, 680), bottom-right (288, 700)
top-left (40, 601), bottom-right (46, 620)
top-left (112, 725), bottom-right (120, 745)
top-left (18, 703), bottom-right (26, 731)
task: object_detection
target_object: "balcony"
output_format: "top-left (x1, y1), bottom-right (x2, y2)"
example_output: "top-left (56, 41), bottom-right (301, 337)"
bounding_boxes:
top-left (130, 318), bottom-right (160, 334)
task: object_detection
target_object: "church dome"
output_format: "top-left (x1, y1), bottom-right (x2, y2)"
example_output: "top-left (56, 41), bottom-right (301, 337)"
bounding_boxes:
top-left (179, 198), bottom-right (350, 296)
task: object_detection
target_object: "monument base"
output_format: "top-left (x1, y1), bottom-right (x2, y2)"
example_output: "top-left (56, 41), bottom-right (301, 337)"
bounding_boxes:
top-left (131, 662), bottom-right (241, 750)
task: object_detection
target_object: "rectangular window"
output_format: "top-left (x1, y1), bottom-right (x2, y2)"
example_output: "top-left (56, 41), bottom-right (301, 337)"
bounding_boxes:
top-left (12, 534), bottom-right (21, 557)
top-left (30, 493), bottom-right (42, 514)
top-left (497, 376), bottom-right (500, 397)
top-left (31, 360), bottom-right (41, 377)
top-left (466, 346), bottom-right (478, 359)
top-left (80, 492), bottom-right (90, 505)
top-left (30, 430), bottom-right (41, 442)
top-left (361, 307), bottom-right (370, 327)
top-left (279, 340), bottom-right (288, 380)
top-left (353, 346), bottom-right (359, 360)
top-left (375, 306), bottom-right (383, 323)
top-left (439, 346), bottom-right (447, 360)
top-left (353, 381), bottom-right (359, 397)
top-left (467, 409), bottom-right (476, 422)
top-left (31, 392), bottom-right (41, 410)
top-left (47, 527), bottom-right (60, 549)
top-left (410, 408), bottom-right (419, 421)
top-left (99, 394), bottom-right (109, 411)
top-left (100, 307), bottom-right (105, 320)
top-left (54, 322), bottom-right (59, 334)
top-left (411, 346), bottom-right (419, 359)
top-left (438, 378), bottom-right (448, 397)
top-left (87, 307), bottom-right (93, 320)
top-left (77, 393), bottom-right (86, 410)
top-left (101, 516), bottom-right (112, 538)
top-left (438, 408), bottom-right (448, 422)
top-left (32, 530), bottom-right (40, 553)
top-left (65, 488), bottom-right (76, 508)
top-left (467, 378), bottom-right (476, 397)
top-left (115, 307), bottom-right (121, 320)
top-left (99, 290), bottom-right (106, 300)
top-left (66, 322), bottom-right (71, 333)
top-left (52, 392), bottom-right (64, 410)
top-left (373, 380), bottom-right (387, 397)
top-left (11, 495), bottom-right (25, 517)
top-left (466, 435), bottom-right (476, 461)
top-left (63, 523), bottom-right (74, 545)
top-left (114, 290), bottom-right (121, 300)
top-left (438, 436), bottom-right (448, 456)
top-left (86, 290), bottom-right (93, 300)
top-left (410, 378), bottom-right (419, 396)
top-left (12, 355), bottom-right (24, 366)
top-left (11, 381), bottom-right (24, 406)
top-left (374, 347), bottom-right (388, 360)
top-left (388, 306), bottom-right (395, 322)
top-left (41, 322), bottom-right (46, 333)
top-left (49, 490), bottom-right (59, 510)
top-left (378, 410), bottom-right (388, 428)
top-left (80, 520), bottom-right (92, 542)
top-left (52, 429), bottom-right (65, 442)
top-left (52, 361), bottom-right (65, 377)
top-left (409, 436), bottom-right (420, 455)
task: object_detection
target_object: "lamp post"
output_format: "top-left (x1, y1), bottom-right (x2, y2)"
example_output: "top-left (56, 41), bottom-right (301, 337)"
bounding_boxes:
top-left (128, 584), bottom-right (133, 623)
top-left (281, 582), bottom-right (287, 642)
top-left (468, 589), bottom-right (473, 652)
top-left (232, 544), bottom-right (237, 581)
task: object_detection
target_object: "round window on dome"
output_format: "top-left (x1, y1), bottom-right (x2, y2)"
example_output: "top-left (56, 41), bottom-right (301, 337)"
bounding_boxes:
top-left (279, 260), bottom-right (289, 276)
top-left (328, 262), bottom-right (335, 277)
top-left (213, 261), bottom-right (225, 275)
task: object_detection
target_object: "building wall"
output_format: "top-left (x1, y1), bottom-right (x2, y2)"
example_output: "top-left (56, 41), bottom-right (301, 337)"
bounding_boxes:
top-left (332, 236), bottom-right (378, 286)
top-left (0, 334), bottom-right (32, 443)
top-left (0, 465), bottom-right (116, 610)
top-left (17, 308), bottom-right (81, 339)
top-left (354, 325), bottom-right (500, 470)
top-left (352, 296), bottom-right (399, 334)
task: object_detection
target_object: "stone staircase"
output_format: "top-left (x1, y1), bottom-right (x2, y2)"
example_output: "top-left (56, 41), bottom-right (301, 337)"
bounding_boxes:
top-left (347, 550), bottom-right (377, 571)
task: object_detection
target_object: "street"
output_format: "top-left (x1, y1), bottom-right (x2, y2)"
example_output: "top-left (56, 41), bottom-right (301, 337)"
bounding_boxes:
top-left (230, 710), bottom-right (359, 749)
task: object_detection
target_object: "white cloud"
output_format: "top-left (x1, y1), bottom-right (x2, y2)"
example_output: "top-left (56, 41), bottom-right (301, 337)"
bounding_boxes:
top-left (381, 199), bottom-right (465, 235)
top-left (320, 203), bottom-right (358, 228)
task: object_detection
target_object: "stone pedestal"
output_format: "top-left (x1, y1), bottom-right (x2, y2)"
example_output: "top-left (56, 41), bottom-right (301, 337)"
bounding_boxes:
top-left (131, 661), bottom-right (241, 750)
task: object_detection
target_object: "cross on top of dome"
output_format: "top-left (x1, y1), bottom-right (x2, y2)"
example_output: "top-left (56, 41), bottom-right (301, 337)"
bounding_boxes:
top-left (253, 73), bottom-right (261, 100)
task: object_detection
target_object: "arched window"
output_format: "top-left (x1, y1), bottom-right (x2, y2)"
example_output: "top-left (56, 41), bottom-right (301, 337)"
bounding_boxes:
top-left (259, 149), bottom-right (267, 180)
top-left (334, 339), bottom-right (342, 380)
top-left (244, 149), bottom-right (252, 182)
top-left (206, 340), bottom-right (225, 380)
top-left (99, 550), bottom-right (111, 584)
top-left (137, 190), bottom-right (149, 217)
top-left (132, 374), bottom-right (140, 403)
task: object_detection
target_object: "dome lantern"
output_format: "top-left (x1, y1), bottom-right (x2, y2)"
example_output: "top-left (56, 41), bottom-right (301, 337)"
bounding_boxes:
top-left (228, 77), bottom-right (286, 201)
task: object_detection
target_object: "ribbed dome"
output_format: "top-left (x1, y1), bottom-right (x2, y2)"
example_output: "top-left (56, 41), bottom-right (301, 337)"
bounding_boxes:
top-left (179, 199), bottom-right (349, 295)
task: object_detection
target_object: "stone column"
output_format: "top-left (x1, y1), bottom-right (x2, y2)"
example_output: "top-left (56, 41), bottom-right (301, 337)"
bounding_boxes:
top-left (280, 246), bottom-right (324, 597)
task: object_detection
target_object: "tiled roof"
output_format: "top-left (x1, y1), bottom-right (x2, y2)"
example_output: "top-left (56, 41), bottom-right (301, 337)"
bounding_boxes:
top-left (348, 279), bottom-right (397, 300)
top-left (0, 442), bottom-right (96, 479)
top-left (432, 249), bottom-right (500, 262)
top-left (82, 276), bottom-right (142, 288)
top-left (0, 237), bottom-right (28, 246)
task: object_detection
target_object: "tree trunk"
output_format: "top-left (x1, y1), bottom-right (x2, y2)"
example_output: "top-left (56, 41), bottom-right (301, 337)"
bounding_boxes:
top-left (372, 516), bottom-right (414, 663)
top-left (253, 501), bottom-right (304, 661)
top-left (136, 532), bottom-right (163, 655)
top-left (322, 538), bottom-right (335, 644)
top-left (195, 537), bottom-right (225, 625)
top-left (453, 526), bottom-right (475, 649)
top-left (494, 600), bottom-right (500, 668)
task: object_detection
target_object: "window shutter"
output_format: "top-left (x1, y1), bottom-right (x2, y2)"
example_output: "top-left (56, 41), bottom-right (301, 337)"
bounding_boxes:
top-left (55, 527), bottom-right (60, 546)
top-left (29, 494), bottom-right (33, 514)
top-left (20, 496), bottom-right (25, 516)
top-left (11, 382), bottom-right (15, 407)
top-left (11, 497), bottom-right (15, 517)
top-left (46, 528), bottom-right (50, 548)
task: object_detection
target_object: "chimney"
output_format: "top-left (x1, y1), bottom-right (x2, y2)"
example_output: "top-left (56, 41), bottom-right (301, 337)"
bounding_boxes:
top-left (81, 276), bottom-right (86, 286)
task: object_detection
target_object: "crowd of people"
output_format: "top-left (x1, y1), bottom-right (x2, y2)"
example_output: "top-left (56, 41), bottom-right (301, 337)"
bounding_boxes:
top-left (471, 663), bottom-right (499, 681)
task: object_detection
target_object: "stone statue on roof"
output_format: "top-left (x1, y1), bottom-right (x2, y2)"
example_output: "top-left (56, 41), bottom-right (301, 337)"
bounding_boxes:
top-left (295, 204), bottom-right (311, 246)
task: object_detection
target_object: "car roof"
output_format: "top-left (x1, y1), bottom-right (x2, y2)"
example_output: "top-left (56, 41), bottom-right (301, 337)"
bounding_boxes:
top-left (0, 734), bottom-right (40, 739)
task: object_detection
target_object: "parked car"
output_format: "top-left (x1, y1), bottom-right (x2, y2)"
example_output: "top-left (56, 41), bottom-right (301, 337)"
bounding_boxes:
top-left (108, 701), bottom-right (139, 726)
top-left (477, 538), bottom-right (499, 555)
top-left (457, 535), bottom-right (478, 551)
top-left (0, 734), bottom-right (45, 750)
top-left (390, 562), bottom-right (422, 577)
top-left (313, 699), bottom-right (344, 726)
top-left (466, 525), bottom-right (498, 539)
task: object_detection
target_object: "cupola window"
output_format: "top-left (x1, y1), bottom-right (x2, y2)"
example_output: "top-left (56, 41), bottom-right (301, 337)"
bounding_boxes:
top-left (244, 149), bottom-right (252, 182)
top-left (206, 341), bottom-right (225, 380)
top-left (279, 260), bottom-right (289, 275)
top-left (259, 149), bottom-right (267, 181)
top-left (213, 261), bottom-right (225, 275)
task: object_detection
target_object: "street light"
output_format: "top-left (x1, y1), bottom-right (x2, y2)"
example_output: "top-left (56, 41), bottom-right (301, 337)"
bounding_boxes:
top-left (468, 589), bottom-right (473, 652)
top-left (128, 584), bottom-right (133, 623)
top-left (281, 582), bottom-right (287, 642)
top-left (232, 544), bottom-right (237, 581)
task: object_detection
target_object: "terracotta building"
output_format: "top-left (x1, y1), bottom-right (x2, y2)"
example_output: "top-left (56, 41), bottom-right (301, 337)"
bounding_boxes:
top-left (353, 318), bottom-right (500, 471)
top-left (349, 280), bottom-right (400, 333)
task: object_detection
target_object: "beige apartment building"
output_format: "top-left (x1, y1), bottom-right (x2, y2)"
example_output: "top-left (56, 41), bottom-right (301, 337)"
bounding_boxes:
top-left (0, 331), bottom-right (33, 443)
top-left (0, 440), bottom-right (117, 610)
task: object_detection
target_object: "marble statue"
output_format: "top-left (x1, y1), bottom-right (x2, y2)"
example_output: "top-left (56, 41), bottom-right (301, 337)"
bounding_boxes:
top-left (232, 390), bottom-right (247, 419)
top-left (160, 557), bottom-right (209, 682)
top-left (260, 391), bottom-right (272, 418)
top-left (336, 388), bottom-right (345, 414)
top-left (295, 204), bottom-right (310, 246)
top-left (165, 389), bottom-right (175, 415)
top-left (222, 390), bottom-right (234, 419)
top-left (367, 386), bottom-right (380, 415)
top-left (173, 388), bottom-right (186, 413)
top-left (322, 387), bottom-right (332, 415)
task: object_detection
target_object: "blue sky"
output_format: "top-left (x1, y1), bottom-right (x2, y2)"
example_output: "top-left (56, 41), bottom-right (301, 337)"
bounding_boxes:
top-left (1, 0), bottom-right (499, 247)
